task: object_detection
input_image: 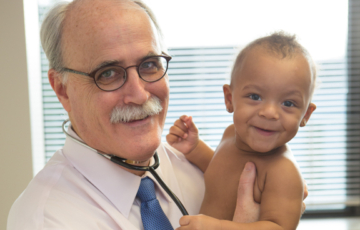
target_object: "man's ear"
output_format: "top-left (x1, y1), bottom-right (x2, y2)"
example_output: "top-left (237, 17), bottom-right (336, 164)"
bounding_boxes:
top-left (48, 69), bottom-right (71, 113)
top-left (300, 103), bottom-right (316, 127)
top-left (223, 84), bottom-right (234, 113)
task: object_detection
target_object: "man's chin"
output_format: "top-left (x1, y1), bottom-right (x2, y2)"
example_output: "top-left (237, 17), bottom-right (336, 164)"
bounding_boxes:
top-left (116, 150), bottom-right (157, 164)
top-left (113, 137), bottom-right (161, 160)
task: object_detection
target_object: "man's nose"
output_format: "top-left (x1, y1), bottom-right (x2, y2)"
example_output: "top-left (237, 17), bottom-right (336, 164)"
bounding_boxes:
top-left (121, 67), bottom-right (149, 105)
top-left (258, 103), bottom-right (280, 120)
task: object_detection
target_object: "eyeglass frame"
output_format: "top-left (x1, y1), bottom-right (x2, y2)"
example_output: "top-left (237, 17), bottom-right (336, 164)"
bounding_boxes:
top-left (60, 53), bottom-right (172, 92)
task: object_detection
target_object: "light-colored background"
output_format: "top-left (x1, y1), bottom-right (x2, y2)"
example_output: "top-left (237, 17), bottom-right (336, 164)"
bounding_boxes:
top-left (0, 1), bottom-right (33, 229)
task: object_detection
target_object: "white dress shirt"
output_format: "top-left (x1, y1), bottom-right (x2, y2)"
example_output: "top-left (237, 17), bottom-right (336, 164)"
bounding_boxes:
top-left (7, 127), bottom-right (205, 230)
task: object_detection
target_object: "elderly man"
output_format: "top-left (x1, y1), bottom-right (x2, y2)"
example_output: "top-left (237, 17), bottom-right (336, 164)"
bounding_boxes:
top-left (7, 0), bottom-right (266, 229)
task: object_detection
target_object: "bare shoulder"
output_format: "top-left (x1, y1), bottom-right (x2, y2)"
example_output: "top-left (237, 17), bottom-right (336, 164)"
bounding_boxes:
top-left (267, 145), bottom-right (301, 176)
top-left (258, 146), bottom-right (304, 229)
top-left (222, 124), bottom-right (235, 139)
top-left (213, 124), bottom-right (235, 157)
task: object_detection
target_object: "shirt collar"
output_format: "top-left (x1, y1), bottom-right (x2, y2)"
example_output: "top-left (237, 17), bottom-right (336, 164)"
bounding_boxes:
top-left (61, 126), bottom-right (181, 217)
top-left (62, 126), bottom-right (141, 218)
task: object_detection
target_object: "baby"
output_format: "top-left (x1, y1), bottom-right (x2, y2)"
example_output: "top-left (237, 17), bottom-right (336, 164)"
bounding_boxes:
top-left (167, 32), bottom-right (316, 230)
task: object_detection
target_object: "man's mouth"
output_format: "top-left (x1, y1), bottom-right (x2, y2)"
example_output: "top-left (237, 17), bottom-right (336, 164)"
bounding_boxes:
top-left (122, 115), bottom-right (150, 123)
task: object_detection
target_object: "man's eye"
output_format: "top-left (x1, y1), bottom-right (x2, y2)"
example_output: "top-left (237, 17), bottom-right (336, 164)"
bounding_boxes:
top-left (249, 94), bottom-right (261, 101)
top-left (140, 61), bottom-right (157, 70)
top-left (283, 101), bottom-right (294, 107)
top-left (101, 70), bottom-right (115, 78)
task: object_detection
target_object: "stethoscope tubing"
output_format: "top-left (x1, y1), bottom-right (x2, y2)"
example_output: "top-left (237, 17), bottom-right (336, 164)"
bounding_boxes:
top-left (62, 119), bottom-right (189, 216)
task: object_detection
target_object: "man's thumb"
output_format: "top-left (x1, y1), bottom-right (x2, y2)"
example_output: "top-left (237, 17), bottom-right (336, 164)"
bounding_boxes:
top-left (237, 162), bottom-right (256, 202)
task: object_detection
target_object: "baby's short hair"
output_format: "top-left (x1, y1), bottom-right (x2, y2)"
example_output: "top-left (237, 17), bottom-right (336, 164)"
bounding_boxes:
top-left (231, 32), bottom-right (317, 93)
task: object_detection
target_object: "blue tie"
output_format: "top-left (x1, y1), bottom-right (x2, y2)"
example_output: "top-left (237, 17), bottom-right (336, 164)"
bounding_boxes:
top-left (137, 177), bottom-right (174, 230)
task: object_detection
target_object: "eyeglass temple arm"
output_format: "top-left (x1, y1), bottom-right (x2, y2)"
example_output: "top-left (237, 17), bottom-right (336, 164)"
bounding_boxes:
top-left (62, 68), bottom-right (90, 77)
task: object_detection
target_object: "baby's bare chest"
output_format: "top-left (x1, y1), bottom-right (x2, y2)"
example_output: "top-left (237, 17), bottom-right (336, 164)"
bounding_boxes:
top-left (203, 147), bottom-right (268, 219)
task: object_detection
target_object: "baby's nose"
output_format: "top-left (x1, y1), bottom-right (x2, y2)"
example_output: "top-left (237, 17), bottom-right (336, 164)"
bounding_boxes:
top-left (258, 103), bottom-right (280, 120)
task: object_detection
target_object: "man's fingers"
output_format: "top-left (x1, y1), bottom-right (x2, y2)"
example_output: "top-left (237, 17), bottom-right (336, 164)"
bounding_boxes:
top-left (301, 202), bottom-right (306, 215)
top-left (303, 179), bottom-right (308, 199)
top-left (179, 215), bottom-right (191, 226)
top-left (301, 179), bottom-right (308, 215)
top-left (233, 162), bottom-right (260, 223)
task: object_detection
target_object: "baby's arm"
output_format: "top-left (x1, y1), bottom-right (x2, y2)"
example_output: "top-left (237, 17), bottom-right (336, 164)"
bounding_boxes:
top-left (166, 115), bottom-right (214, 172)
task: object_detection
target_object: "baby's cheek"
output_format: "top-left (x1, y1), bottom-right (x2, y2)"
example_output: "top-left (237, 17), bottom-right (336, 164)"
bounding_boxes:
top-left (284, 118), bottom-right (301, 139)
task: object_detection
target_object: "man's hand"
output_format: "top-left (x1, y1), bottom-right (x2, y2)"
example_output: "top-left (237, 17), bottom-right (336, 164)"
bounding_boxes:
top-left (166, 115), bottom-right (199, 155)
top-left (176, 214), bottom-right (221, 230)
top-left (302, 180), bottom-right (308, 214)
top-left (232, 162), bottom-right (308, 223)
top-left (233, 162), bottom-right (260, 223)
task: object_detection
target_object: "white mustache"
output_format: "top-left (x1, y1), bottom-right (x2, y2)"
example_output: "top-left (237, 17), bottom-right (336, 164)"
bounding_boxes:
top-left (110, 96), bottom-right (163, 123)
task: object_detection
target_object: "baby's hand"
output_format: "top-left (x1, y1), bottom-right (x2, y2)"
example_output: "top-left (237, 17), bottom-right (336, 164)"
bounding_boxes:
top-left (166, 115), bottom-right (199, 155)
top-left (176, 214), bottom-right (221, 230)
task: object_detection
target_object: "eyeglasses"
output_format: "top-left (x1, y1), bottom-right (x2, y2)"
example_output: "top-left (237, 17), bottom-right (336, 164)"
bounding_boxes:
top-left (61, 54), bottom-right (172, 92)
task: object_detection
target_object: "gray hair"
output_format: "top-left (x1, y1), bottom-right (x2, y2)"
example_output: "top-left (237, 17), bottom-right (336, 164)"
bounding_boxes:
top-left (40, 0), bottom-right (165, 83)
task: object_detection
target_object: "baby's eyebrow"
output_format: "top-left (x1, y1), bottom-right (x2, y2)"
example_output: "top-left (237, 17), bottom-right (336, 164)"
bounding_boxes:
top-left (284, 90), bottom-right (304, 99)
top-left (242, 84), bottom-right (263, 91)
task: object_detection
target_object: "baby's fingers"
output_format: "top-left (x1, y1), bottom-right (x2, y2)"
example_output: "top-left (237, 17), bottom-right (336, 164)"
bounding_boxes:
top-left (183, 116), bottom-right (198, 134)
top-left (168, 125), bottom-right (188, 140)
top-left (174, 117), bottom-right (190, 133)
top-left (166, 133), bottom-right (179, 145)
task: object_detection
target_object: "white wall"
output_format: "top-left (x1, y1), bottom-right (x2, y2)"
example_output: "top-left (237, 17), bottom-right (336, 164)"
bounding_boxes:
top-left (0, 0), bottom-right (33, 229)
top-left (143, 0), bottom-right (348, 61)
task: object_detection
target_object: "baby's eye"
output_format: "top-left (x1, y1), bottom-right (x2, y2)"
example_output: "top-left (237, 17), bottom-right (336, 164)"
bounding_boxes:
top-left (283, 101), bottom-right (295, 107)
top-left (249, 94), bottom-right (261, 101)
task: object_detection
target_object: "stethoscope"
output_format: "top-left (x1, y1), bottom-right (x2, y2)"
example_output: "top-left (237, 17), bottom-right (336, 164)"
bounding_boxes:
top-left (62, 119), bottom-right (188, 216)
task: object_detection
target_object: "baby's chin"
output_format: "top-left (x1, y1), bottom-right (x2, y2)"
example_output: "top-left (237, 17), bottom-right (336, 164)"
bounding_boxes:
top-left (250, 144), bottom-right (285, 155)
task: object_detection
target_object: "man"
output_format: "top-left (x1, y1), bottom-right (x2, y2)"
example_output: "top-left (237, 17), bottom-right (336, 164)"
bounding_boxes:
top-left (7, 0), bottom-right (278, 229)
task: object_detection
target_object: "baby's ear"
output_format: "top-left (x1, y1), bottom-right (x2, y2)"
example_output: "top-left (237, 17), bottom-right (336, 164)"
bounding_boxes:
top-left (223, 84), bottom-right (234, 113)
top-left (300, 103), bottom-right (316, 127)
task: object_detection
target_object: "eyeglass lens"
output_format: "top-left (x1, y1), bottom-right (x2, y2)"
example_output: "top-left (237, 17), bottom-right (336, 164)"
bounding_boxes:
top-left (94, 56), bottom-right (168, 91)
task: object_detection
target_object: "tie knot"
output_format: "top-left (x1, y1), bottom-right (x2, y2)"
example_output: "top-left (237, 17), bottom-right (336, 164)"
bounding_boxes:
top-left (137, 177), bottom-right (156, 202)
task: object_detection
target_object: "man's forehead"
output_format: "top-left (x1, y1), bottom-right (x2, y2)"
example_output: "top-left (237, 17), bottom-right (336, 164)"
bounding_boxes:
top-left (61, 0), bottom-right (160, 69)
top-left (65, 0), bottom-right (145, 29)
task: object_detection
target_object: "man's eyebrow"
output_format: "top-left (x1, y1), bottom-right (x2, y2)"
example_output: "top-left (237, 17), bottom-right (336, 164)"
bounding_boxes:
top-left (92, 51), bottom-right (162, 72)
top-left (93, 60), bottom-right (120, 71)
